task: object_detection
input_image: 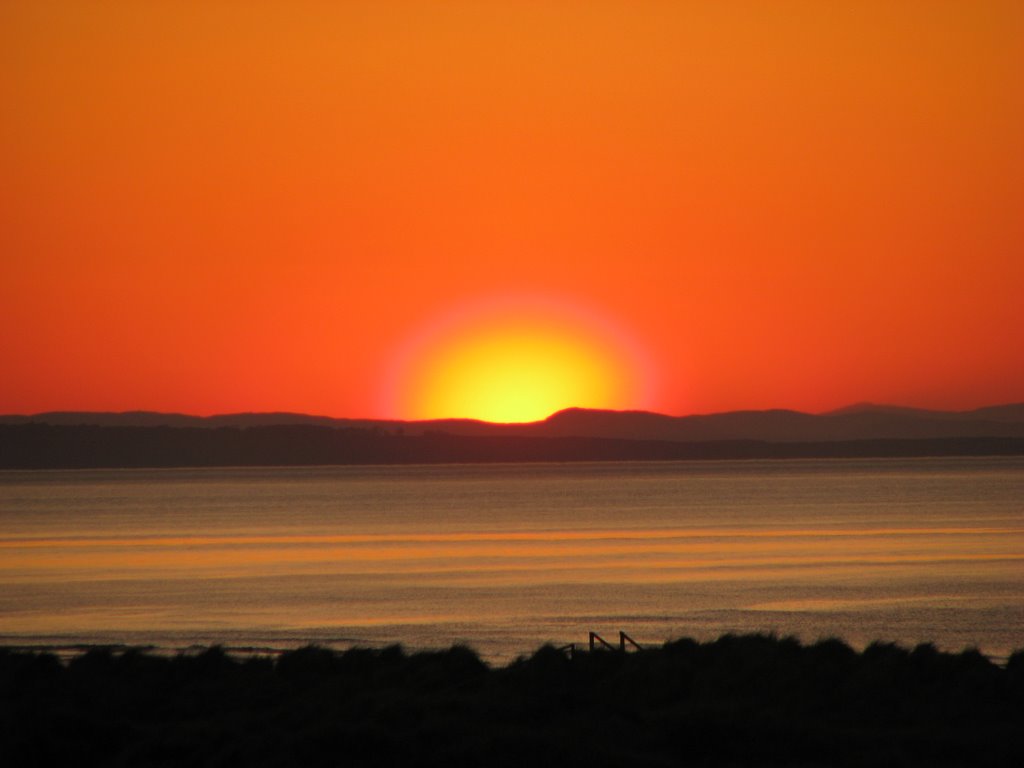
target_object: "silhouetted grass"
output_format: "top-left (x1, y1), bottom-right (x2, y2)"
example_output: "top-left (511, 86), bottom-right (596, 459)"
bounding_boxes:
top-left (2, 635), bottom-right (1022, 766)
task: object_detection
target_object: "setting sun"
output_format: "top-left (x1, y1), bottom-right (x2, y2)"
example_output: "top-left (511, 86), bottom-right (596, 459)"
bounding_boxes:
top-left (393, 300), bottom-right (651, 422)
top-left (415, 327), bottom-right (620, 422)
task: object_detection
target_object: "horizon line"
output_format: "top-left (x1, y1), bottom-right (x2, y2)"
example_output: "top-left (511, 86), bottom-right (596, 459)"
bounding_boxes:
top-left (3, 400), bottom-right (1023, 426)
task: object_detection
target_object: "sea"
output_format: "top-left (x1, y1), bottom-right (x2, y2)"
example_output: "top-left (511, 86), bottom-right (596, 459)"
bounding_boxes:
top-left (1, 457), bottom-right (1022, 664)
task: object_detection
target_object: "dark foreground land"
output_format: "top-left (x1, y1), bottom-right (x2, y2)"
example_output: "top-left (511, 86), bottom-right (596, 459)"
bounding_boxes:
top-left (3, 635), bottom-right (1023, 767)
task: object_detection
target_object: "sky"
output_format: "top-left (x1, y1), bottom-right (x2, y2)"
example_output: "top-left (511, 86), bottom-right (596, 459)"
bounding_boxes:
top-left (2, 1), bottom-right (1022, 421)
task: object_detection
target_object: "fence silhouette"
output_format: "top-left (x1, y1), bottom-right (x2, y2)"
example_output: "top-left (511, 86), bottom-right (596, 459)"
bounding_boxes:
top-left (559, 631), bottom-right (643, 658)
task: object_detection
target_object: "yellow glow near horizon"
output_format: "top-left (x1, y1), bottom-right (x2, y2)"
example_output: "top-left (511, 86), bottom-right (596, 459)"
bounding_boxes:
top-left (404, 318), bottom-right (637, 423)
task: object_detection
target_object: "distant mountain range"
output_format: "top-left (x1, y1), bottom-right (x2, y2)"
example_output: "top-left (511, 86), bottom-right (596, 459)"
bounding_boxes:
top-left (3, 402), bottom-right (1024, 442)
top-left (3, 404), bottom-right (1024, 468)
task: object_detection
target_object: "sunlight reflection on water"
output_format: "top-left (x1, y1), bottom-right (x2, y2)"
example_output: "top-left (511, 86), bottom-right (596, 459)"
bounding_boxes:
top-left (1, 458), bottom-right (1022, 663)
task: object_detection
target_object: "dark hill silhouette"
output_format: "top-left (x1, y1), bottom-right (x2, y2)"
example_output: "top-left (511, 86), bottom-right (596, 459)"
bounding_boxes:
top-left (969, 402), bottom-right (1024, 422)
top-left (2, 423), bottom-right (1023, 469)
top-left (530, 404), bottom-right (1024, 442)
top-left (826, 401), bottom-right (1024, 423)
top-left (3, 402), bottom-right (1024, 442)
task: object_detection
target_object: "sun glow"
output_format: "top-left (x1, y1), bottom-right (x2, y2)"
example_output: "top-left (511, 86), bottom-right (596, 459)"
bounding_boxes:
top-left (392, 300), bottom-right (652, 423)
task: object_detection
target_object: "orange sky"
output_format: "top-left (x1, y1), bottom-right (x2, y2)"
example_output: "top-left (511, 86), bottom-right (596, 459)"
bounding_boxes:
top-left (2, 1), bottom-right (1022, 419)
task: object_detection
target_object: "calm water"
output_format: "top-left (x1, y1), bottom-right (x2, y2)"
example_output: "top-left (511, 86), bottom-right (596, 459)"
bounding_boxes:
top-left (1, 458), bottom-right (1022, 663)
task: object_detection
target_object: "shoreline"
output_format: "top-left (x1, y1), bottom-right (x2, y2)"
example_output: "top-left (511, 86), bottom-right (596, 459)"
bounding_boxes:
top-left (1, 634), bottom-right (1018, 668)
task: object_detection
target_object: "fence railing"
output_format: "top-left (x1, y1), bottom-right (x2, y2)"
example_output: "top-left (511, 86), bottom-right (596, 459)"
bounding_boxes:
top-left (556, 631), bottom-right (644, 658)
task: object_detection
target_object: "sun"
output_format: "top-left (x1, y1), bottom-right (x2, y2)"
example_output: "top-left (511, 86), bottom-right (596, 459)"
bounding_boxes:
top-left (390, 299), bottom-right (652, 423)
top-left (414, 324), bottom-right (623, 423)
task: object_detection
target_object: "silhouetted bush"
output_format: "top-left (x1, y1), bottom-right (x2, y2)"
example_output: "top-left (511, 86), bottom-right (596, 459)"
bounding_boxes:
top-left (2, 636), bottom-right (1022, 767)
